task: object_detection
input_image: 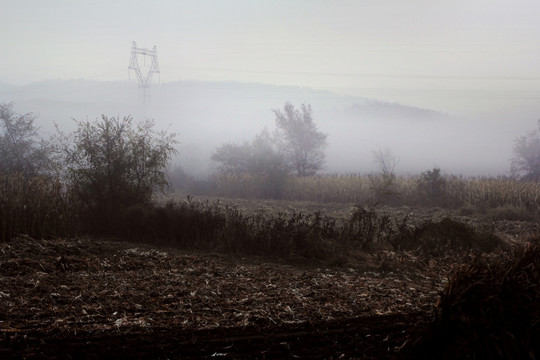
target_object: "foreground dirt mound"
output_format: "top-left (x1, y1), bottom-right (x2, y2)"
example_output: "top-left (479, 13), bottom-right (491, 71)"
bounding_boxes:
top-left (1, 236), bottom-right (446, 358)
top-left (408, 240), bottom-right (540, 359)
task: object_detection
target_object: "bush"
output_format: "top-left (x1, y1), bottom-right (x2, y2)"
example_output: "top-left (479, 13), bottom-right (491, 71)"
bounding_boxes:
top-left (120, 200), bottom-right (336, 259)
top-left (416, 167), bottom-right (447, 206)
top-left (212, 130), bottom-right (290, 199)
top-left (342, 206), bottom-right (393, 250)
top-left (368, 148), bottom-right (400, 206)
top-left (61, 115), bottom-right (177, 234)
top-left (390, 217), bottom-right (505, 258)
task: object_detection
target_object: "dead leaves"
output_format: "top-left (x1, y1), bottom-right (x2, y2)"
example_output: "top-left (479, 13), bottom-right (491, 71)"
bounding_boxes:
top-left (0, 236), bottom-right (447, 337)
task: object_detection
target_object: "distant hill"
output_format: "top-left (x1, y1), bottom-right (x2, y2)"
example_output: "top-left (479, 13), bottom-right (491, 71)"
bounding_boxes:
top-left (346, 101), bottom-right (450, 122)
top-left (0, 79), bottom-right (521, 176)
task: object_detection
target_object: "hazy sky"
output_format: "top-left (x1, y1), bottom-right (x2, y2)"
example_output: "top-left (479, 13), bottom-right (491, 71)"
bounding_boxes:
top-left (2, 0), bottom-right (540, 116)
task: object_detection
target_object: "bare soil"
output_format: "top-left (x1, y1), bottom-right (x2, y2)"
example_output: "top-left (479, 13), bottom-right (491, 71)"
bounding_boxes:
top-left (1, 235), bottom-right (444, 359)
top-left (2, 197), bottom-right (538, 359)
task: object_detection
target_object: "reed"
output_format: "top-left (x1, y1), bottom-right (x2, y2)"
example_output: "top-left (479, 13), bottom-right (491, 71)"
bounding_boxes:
top-left (0, 174), bottom-right (78, 241)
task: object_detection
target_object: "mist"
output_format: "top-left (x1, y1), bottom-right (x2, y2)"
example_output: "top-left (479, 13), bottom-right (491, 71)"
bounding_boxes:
top-left (1, 79), bottom-right (535, 178)
top-left (2, 1), bottom-right (540, 179)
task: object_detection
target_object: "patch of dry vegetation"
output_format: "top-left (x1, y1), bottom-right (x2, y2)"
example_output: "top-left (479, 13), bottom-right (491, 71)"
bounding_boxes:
top-left (0, 174), bottom-right (78, 242)
top-left (200, 173), bottom-right (540, 218)
top-left (0, 235), bottom-right (444, 334)
top-left (408, 238), bottom-right (540, 359)
top-left (118, 198), bottom-right (508, 263)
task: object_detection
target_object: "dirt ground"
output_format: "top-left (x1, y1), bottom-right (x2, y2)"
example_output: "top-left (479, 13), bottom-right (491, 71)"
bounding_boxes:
top-left (1, 198), bottom-right (538, 359)
top-left (1, 234), bottom-right (445, 359)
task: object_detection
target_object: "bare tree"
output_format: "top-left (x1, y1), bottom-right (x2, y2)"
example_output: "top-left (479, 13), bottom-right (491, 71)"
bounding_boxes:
top-left (368, 147), bottom-right (400, 206)
top-left (273, 102), bottom-right (327, 176)
top-left (511, 120), bottom-right (540, 181)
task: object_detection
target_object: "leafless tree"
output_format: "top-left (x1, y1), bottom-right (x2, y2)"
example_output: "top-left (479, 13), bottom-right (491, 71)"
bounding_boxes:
top-left (511, 120), bottom-right (540, 181)
top-left (273, 102), bottom-right (327, 176)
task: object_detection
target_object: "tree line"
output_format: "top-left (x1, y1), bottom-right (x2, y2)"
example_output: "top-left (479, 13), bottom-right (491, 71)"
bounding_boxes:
top-left (211, 102), bottom-right (328, 177)
top-left (0, 100), bottom-right (539, 239)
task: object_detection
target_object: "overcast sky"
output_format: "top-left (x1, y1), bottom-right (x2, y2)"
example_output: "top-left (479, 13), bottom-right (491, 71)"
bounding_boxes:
top-left (2, 0), bottom-right (540, 116)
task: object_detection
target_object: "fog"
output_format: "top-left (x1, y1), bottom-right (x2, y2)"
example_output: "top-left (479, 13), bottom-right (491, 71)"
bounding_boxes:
top-left (1, 79), bottom-right (536, 178)
top-left (2, 1), bottom-right (540, 178)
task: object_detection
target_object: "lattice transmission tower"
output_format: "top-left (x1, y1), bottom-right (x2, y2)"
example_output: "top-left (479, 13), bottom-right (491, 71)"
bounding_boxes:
top-left (128, 41), bottom-right (160, 117)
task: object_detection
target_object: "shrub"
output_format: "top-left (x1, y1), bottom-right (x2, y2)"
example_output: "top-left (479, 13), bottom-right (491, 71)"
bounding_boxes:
top-left (342, 206), bottom-right (393, 250)
top-left (61, 115), bottom-right (177, 234)
top-left (120, 200), bottom-right (336, 259)
top-left (212, 130), bottom-right (290, 199)
top-left (416, 167), bottom-right (447, 206)
top-left (368, 148), bottom-right (401, 206)
top-left (119, 198), bottom-right (506, 261)
top-left (390, 217), bottom-right (505, 258)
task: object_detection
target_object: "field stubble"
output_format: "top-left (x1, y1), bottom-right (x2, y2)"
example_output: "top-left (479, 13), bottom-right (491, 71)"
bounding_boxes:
top-left (2, 192), bottom-right (539, 358)
top-left (2, 234), bottom-right (446, 359)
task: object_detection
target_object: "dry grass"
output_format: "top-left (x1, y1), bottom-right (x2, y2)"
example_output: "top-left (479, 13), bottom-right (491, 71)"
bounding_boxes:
top-left (207, 173), bottom-right (540, 217)
top-left (118, 198), bottom-right (506, 262)
top-left (1, 171), bottom-right (532, 263)
top-left (0, 174), bottom-right (78, 241)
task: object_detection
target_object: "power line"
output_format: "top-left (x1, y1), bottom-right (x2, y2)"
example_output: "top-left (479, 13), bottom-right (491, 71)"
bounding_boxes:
top-left (128, 41), bottom-right (160, 117)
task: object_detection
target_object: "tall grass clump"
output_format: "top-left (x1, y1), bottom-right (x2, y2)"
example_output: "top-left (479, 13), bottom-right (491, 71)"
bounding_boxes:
top-left (0, 174), bottom-right (78, 241)
top-left (119, 198), bottom-right (504, 261)
top-left (120, 199), bottom-right (337, 259)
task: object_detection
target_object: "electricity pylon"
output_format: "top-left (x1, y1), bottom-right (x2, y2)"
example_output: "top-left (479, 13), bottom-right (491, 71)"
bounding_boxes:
top-left (128, 41), bottom-right (160, 118)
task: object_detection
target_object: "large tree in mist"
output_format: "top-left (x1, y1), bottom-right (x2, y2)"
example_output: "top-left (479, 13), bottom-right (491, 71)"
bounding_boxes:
top-left (273, 102), bottom-right (327, 176)
top-left (511, 120), bottom-right (540, 181)
top-left (211, 129), bottom-right (290, 198)
top-left (211, 129), bottom-right (288, 176)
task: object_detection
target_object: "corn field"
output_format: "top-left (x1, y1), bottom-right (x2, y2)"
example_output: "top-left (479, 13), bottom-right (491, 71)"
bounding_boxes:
top-left (210, 173), bottom-right (540, 216)
top-left (2, 171), bottom-right (538, 243)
